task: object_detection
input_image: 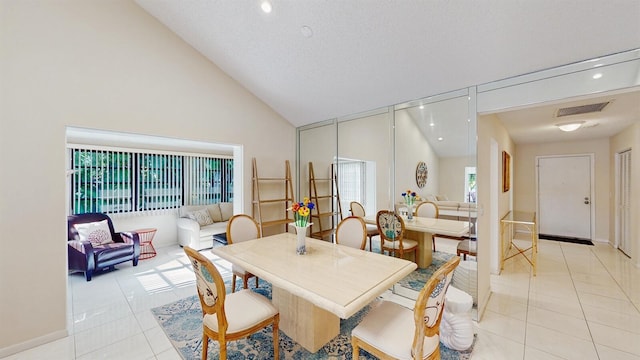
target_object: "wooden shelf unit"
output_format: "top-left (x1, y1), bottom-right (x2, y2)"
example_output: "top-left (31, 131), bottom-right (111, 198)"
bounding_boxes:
top-left (252, 158), bottom-right (295, 236)
top-left (308, 162), bottom-right (342, 240)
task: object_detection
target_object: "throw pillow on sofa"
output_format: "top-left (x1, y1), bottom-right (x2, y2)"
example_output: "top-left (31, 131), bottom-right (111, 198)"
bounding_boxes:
top-left (219, 202), bottom-right (233, 221)
top-left (208, 204), bottom-right (223, 222)
top-left (188, 208), bottom-right (214, 226)
top-left (74, 219), bottom-right (114, 246)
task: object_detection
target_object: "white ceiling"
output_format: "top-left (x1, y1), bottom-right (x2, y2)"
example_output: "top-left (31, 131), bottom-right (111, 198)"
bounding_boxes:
top-left (135, 0), bottom-right (640, 152)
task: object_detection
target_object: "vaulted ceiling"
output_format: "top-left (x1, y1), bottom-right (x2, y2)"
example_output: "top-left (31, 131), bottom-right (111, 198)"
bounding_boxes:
top-left (135, 1), bottom-right (640, 144)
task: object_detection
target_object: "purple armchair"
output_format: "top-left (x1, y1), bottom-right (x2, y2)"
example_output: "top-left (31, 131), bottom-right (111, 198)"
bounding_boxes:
top-left (68, 213), bottom-right (140, 281)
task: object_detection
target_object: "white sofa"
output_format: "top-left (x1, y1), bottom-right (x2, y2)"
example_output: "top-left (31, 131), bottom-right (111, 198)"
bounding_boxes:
top-left (177, 202), bottom-right (233, 250)
top-left (422, 194), bottom-right (477, 213)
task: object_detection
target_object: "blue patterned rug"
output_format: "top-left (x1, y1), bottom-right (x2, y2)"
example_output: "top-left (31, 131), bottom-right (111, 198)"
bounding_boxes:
top-left (152, 252), bottom-right (473, 359)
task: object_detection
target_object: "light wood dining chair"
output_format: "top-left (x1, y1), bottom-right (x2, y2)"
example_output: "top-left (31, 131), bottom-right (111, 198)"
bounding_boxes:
top-left (376, 210), bottom-right (418, 261)
top-left (183, 246), bottom-right (280, 360)
top-left (352, 256), bottom-right (461, 360)
top-left (335, 216), bottom-right (367, 250)
top-left (226, 214), bottom-right (260, 292)
top-left (416, 201), bottom-right (439, 251)
top-left (350, 201), bottom-right (380, 251)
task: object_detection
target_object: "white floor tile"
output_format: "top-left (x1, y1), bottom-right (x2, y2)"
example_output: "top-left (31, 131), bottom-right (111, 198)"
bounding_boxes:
top-left (582, 304), bottom-right (640, 334)
top-left (526, 305), bottom-right (591, 340)
top-left (524, 346), bottom-right (566, 360)
top-left (596, 343), bottom-right (640, 360)
top-left (75, 333), bottom-right (154, 360)
top-left (525, 322), bottom-right (599, 360)
top-left (74, 313), bottom-right (143, 356)
top-left (589, 321), bottom-right (640, 356)
top-left (475, 309), bottom-right (526, 344)
top-left (470, 329), bottom-right (524, 360)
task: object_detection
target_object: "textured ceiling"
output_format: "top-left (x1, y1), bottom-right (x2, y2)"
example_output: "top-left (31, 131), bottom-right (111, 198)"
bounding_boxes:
top-left (135, 0), bottom-right (640, 129)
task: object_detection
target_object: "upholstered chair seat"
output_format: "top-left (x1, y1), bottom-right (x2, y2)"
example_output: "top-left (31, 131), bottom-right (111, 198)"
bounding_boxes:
top-left (202, 289), bottom-right (279, 334)
top-left (352, 256), bottom-right (461, 360)
top-left (351, 301), bottom-right (440, 359)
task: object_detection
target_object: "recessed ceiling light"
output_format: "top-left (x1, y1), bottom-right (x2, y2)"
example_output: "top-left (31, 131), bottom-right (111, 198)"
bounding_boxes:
top-left (301, 25), bottom-right (313, 38)
top-left (429, 122), bottom-right (435, 127)
top-left (437, 137), bottom-right (444, 141)
top-left (261, 1), bottom-right (272, 13)
top-left (419, 105), bottom-right (424, 109)
top-left (592, 73), bottom-right (602, 79)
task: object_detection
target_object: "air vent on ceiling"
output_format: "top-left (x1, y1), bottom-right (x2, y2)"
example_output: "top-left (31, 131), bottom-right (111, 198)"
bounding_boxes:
top-left (556, 102), bottom-right (610, 117)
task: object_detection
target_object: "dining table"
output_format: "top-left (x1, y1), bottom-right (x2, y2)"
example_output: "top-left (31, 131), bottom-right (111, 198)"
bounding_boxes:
top-left (210, 232), bottom-right (417, 353)
top-left (364, 215), bottom-right (470, 268)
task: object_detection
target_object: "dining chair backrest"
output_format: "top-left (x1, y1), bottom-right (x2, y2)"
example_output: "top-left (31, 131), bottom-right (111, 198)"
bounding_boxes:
top-left (183, 246), bottom-right (226, 326)
top-left (226, 214), bottom-right (260, 244)
top-left (411, 255), bottom-right (460, 359)
top-left (335, 216), bottom-right (367, 250)
top-left (416, 201), bottom-right (439, 218)
top-left (350, 201), bottom-right (366, 217)
top-left (376, 210), bottom-right (404, 241)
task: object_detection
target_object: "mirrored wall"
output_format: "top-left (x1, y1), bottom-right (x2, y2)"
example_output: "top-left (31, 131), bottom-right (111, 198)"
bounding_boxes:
top-left (297, 88), bottom-right (478, 315)
top-left (297, 48), bottom-right (640, 323)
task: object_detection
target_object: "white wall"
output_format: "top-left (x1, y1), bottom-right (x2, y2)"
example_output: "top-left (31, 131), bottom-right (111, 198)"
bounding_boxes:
top-left (476, 113), bottom-right (515, 318)
top-left (395, 109), bottom-right (440, 200)
top-left (338, 112), bottom-right (392, 211)
top-left (439, 156), bottom-right (472, 203)
top-left (515, 138), bottom-right (610, 242)
top-left (0, 0), bottom-right (295, 354)
top-left (610, 123), bottom-right (640, 265)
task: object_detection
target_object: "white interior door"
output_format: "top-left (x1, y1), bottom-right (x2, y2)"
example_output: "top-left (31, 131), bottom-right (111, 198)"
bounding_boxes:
top-left (616, 150), bottom-right (632, 256)
top-left (537, 155), bottom-right (592, 239)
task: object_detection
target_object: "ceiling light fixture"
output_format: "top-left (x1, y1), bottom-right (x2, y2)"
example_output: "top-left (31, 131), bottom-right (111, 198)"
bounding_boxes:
top-left (556, 121), bottom-right (585, 132)
top-left (261, 1), bottom-right (272, 13)
top-left (592, 73), bottom-right (602, 79)
top-left (437, 137), bottom-right (444, 141)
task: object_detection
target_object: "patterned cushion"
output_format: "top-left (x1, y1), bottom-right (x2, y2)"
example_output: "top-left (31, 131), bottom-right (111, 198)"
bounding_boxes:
top-left (74, 220), bottom-right (113, 246)
top-left (188, 208), bottom-right (214, 226)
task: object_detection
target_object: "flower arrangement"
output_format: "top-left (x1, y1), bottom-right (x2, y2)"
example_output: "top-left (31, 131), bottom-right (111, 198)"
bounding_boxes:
top-left (402, 189), bottom-right (417, 206)
top-left (290, 197), bottom-right (315, 227)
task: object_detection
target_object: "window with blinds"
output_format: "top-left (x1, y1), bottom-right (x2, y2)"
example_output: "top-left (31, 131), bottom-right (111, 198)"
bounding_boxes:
top-left (70, 148), bottom-right (233, 215)
top-left (337, 159), bottom-right (366, 212)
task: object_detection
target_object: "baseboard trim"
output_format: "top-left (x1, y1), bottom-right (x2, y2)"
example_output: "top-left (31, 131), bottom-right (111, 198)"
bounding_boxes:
top-left (0, 329), bottom-right (68, 358)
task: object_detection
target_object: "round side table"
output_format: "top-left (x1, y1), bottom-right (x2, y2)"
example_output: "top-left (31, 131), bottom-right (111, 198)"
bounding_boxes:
top-left (136, 228), bottom-right (158, 260)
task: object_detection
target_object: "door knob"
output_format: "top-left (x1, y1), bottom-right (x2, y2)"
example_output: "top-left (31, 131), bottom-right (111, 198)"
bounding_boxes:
top-left (584, 200), bottom-right (590, 204)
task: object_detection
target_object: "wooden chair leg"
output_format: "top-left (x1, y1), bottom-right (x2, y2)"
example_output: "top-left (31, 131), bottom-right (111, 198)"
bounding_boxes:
top-left (243, 275), bottom-right (249, 289)
top-left (202, 334), bottom-right (209, 360)
top-left (352, 337), bottom-right (360, 358)
top-left (273, 316), bottom-right (280, 359)
top-left (432, 235), bottom-right (436, 251)
top-left (231, 274), bottom-right (237, 293)
top-left (255, 276), bottom-right (259, 288)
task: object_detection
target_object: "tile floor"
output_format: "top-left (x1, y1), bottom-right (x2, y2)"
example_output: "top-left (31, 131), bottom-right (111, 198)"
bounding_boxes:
top-left (3, 237), bottom-right (639, 360)
top-left (472, 236), bottom-right (640, 360)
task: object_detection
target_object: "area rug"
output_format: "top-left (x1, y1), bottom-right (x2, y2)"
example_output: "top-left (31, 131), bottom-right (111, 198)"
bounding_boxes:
top-left (153, 261), bottom-right (474, 360)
